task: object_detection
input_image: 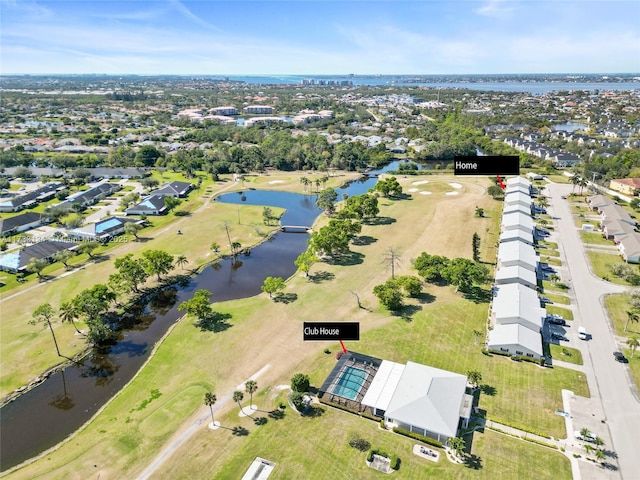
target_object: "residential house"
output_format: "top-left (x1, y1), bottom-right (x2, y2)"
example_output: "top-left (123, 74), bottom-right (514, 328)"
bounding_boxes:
top-left (0, 212), bottom-right (43, 237)
top-left (151, 181), bottom-right (193, 198)
top-left (243, 105), bottom-right (274, 115)
top-left (57, 182), bottom-right (120, 210)
top-left (497, 240), bottom-right (539, 273)
top-left (85, 168), bottom-right (149, 180)
top-left (609, 178), bottom-right (640, 196)
top-left (502, 212), bottom-right (535, 235)
top-left (0, 240), bottom-right (77, 273)
top-left (494, 265), bottom-right (538, 290)
top-left (0, 182), bottom-right (64, 212)
top-left (491, 283), bottom-right (545, 332)
top-left (125, 195), bottom-right (168, 216)
top-left (619, 236), bottom-right (640, 264)
top-left (506, 176), bottom-right (532, 193)
top-left (68, 216), bottom-right (145, 242)
top-left (499, 228), bottom-right (534, 246)
top-left (487, 324), bottom-right (543, 360)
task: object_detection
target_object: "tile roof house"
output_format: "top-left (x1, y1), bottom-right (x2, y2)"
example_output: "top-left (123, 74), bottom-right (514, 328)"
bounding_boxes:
top-left (125, 195), bottom-right (168, 216)
top-left (0, 212), bottom-right (43, 237)
top-left (0, 240), bottom-right (77, 272)
top-left (151, 181), bottom-right (193, 198)
top-left (68, 217), bottom-right (145, 242)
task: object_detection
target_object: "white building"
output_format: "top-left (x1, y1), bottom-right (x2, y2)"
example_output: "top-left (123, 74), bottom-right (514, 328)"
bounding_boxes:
top-left (495, 265), bottom-right (538, 290)
top-left (499, 228), bottom-right (534, 246)
top-left (491, 283), bottom-right (544, 332)
top-left (487, 324), bottom-right (543, 360)
top-left (502, 212), bottom-right (534, 234)
top-left (497, 240), bottom-right (539, 272)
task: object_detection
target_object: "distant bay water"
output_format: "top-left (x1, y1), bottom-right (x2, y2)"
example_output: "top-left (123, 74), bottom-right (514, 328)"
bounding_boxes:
top-left (224, 75), bottom-right (639, 94)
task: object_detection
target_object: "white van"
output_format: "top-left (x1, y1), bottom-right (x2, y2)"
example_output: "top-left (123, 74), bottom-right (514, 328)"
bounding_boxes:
top-left (578, 327), bottom-right (588, 340)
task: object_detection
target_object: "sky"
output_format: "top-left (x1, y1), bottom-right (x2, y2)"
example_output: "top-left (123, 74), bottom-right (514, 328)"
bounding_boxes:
top-left (1, 0), bottom-right (639, 75)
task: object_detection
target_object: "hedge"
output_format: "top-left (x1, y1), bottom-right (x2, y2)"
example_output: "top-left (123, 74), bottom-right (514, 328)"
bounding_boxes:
top-left (487, 418), bottom-right (552, 439)
top-left (367, 448), bottom-right (400, 470)
top-left (392, 427), bottom-right (443, 448)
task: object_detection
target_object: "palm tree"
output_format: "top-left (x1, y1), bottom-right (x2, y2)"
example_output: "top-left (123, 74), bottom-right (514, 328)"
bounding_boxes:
top-left (584, 444), bottom-right (594, 455)
top-left (446, 436), bottom-right (466, 459)
top-left (537, 196), bottom-right (549, 209)
top-left (466, 370), bottom-right (482, 389)
top-left (472, 329), bottom-right (484, 346)
top-left (578, 177), bottom-right (588, 195)
top-left (233, 390), bottom-right (245, 414)
top-left (204, 392), bottom-right (217, 426)
top-left (30, 303), bottom-right (62, 357)
top-left (59, 301), bottom-right (82, 334)
top-left (580, 427), bottom-right (591, 440)
top-left (570, 174), bottom-right (581, 193)
top-left (175, 255), bottom-right (188, 270)
top-left (300, 176), bottom-right (310, 193)
top-left (231, 241), bottom-right (242, 256)
top-left (315, 178), bottom-right (321, 193)
top-left (245, 380), bottom-right (258, 407)
top-left (628, 336), bottom-right (640, 358)
top-left (549, 273), bottom-right (560, 285)
top-left (594, 436), bottom-right (605, 449)
top-left (625, 310), bottom-right (639, 333)
top-left (595, 449), bottom-right (606, 463)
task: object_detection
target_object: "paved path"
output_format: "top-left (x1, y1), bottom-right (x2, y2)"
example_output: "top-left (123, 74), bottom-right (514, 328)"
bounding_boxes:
top-left (136, 364), bottom-right (270, 480)
top-left (547, 183), bottom-right (640, 479)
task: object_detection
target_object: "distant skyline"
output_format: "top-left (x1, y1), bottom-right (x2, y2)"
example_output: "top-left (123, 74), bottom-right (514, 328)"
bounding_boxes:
top-left (1, 0), bottom-right (639, 75)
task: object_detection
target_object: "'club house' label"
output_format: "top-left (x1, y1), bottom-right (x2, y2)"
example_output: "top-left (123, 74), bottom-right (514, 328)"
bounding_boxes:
top-left (303, 322), bottom-right (360, 341)
top-left (454, 155), bottom-right (520, 176)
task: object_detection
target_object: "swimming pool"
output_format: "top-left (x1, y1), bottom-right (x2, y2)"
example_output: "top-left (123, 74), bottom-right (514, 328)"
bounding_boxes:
top-left (330, 366), bottom-right (367, 400)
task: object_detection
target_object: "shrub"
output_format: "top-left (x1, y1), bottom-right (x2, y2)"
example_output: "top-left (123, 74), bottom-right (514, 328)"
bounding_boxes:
top-left (289, 391), bottom-right (306, 411)
top-left (392, 427), bottom-right (443, 448)
top-left (335, 351), bottom-right (343, 360)
top-left (380, 419), bottom-right (386, 429)
top-left (291, 373), bottom-right (310, 392)
top-left (349, 436), bottom-right (371, 452)
top-left (324, 348), bottom-right (331, 354)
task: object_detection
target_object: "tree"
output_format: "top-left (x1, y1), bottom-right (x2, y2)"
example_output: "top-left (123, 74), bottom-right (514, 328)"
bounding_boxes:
top-left (631, 198), bottom-right (640, 210)
top-left (467, 370), bottom-right (482, 389)
top-left (294, 250), bottom-right (318, 278)
top-left (625, 310), bottom-right (639, 333)
top-left (233, 390), bottom-right (245, 413)
top-left (627, 336), bottom-right (640, 358)
top-left (113, 254), bottom-right (149, 293)
top-left (474, 206), bottom-right (484, 218)
top-left (210, 241), bottom-right (220, 254)
top-left (316, 188), bottom-right (338, 215)
top-left (382, 247), bottom-right (401, 280)
top-left (442, 258), bottom-right (489, 292)
top-left (580, 427), bottom-right (591, 440)
top-left (245, 380), bottom-right (258, 406)
top-left (291, 373), bottom-right (310, 392)
top-left (59, 301), bottom-right (82, 334)
top-left (26, 257), bottom-right (48, 279)
top-left (570, 174), bottom-right (581, 193)
top-left (78, 240), bottom-right (100, 258)
top-left (487, 185), bottom-right (504, 199)
top-left (549, 273), bottom-right (560, 284)
top-left (396, 275), bottom-right (422, 297)
top-left (595, 448), bottom-right (606, 463)
top-left (447, 437), bottom-right (466, 459)
top-left (262, 276), bottom-right (285, 299)
top-left (373, 282), bottom-right (404, 311)
top-left (262, 207), bottom-right (274, 225)
top-left (31, 303), bottom-right (62, 357)
top-left (413, 253), bottom-right (450, 283)
top-left (231, 241), bottom-right (242, 256)
top-left (374, 176), bottom-right (402, 197)
top-left (204, 392), bottom-right (217, 426)
top-left (54, 249), bottom-right (75, 269)
top-left (584, 444), bottom-right (594, 455)
top-left (124, 222), bottom-right (143, 240)
top-left (72, 284), bottom-right (116, 322)
top-left (141, 249), bottom-right (175, 281)
top-left (164, 196), bottom-right (181, 212)
top-left (178, 289), bottom-right (213, 321)
top-left (472, 232), bottom-right (480, 262)
top-left (175, 254), bottom-right (188, 270)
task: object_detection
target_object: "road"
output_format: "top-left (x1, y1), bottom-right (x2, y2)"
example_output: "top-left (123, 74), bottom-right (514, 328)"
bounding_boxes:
top-left (547, 183), bottom-right (640, 479)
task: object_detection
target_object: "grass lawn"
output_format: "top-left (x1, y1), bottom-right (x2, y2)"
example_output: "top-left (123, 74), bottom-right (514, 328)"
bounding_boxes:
top-left (574, 217), bottom-right (599, 229)
top-left (544, 293), bottom-right (571, 305)
top-left (538, 241), bottom-right (559, 249)
top-left (545, 306), bottom-right (574, 321)
top-left (541, 280), bottom-right (569, 293)
top-left (549, 344), bottom-right (583, 365)
top-left (586, 251), bottom-right (630, 285)
top-left (622, 348), bottom-right (640, 390)
top-left (579, 231), bottom-right (614, 246)
top-left (3, 175), bottom-right (585, 479)
top-left (546, 174), bottom-right (571, 184)
top-left (541, 256), bottom-right (562, 267)
top-left (537, 248), bottom-right (559, 258)
top-left (570, 204), bottom-right (589, 215)
top-left (604, 294), bottom-right (640, 338)
top-left (160, 394), bottom-right (572, 480)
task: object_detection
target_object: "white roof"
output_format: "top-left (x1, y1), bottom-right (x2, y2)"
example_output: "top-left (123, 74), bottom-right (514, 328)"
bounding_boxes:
top-left (504, 191), bottom-right (532, 205)
top-left (503, 203), bottom-right (531, 216)
top-left (499, 228), bottom-right (534, 244)
top-left (361, 360), bottom-right (405, 412)
top-left (492, 283), bottom-right (544, 331)
top-left (498, 240), bottom-right (538, 269)
top-left (495, 265), bottom-right (537, 286)
top-left (504, 185), bottom-right (531, 197)
top-left (384, 362), bottom-right (467, 439)
top-left (488, 324), bottom-right (543, 356)
top-left (502, 212), bottom-right (534, 233)
top-left (506, 176), bottom-right (532, 188)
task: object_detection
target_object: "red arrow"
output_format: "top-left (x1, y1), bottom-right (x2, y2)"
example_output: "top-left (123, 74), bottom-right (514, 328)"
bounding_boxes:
top-left (496, 175), bottom-right (505, 190)
top-left (339, 340), bottom-right (347, 354)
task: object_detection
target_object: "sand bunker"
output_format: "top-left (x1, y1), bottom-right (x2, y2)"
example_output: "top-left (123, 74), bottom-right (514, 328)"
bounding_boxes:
top-left (268, 180), bottom-right (285, 184)
top-left (411, 180), bottom-right (429, 185)
top-left (449, 182), bottom-right (462, 189)
top-left (408, 188), bottom-right (419, 192)
top-left (419, 191), bottom-right (432, 195)
top-left (444, 191), bottom-right (459, 196)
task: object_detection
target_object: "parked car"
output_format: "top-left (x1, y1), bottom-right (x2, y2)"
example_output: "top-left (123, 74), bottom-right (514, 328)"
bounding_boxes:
top-left (574, 430), bottom-right (597, 442)
top-left (578, 327), bottom-right (588, 340)
top-left (539, 263), bottom-right (555, 272)
top-left (540, 297), bottom-right (552, 304)
top-left (546, 315), bottom-right (566, 326)
top-left (551, 332), bottom-right (566, 341)
top-left (613, 351), bottom-right (628, 363)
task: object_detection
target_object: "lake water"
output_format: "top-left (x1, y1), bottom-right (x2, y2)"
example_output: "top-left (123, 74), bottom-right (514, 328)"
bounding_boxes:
top-left (553, 122), bottom-right (587, 132)
top-left (0, 166), bottom-right (389, 470)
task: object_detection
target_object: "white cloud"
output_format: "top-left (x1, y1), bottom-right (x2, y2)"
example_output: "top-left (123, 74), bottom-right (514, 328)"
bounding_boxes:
top-left (475, 0), bottom-right (516, 18)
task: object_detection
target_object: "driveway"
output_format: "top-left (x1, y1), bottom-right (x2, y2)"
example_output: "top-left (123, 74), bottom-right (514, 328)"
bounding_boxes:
top-left (547, 183), bottom-right (639, 479)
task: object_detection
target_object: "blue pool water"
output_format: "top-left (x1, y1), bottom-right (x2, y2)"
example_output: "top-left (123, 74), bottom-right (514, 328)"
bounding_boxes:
top-left (331, 366), bottom-right (367, 400)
